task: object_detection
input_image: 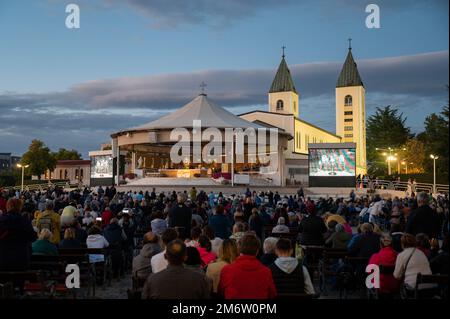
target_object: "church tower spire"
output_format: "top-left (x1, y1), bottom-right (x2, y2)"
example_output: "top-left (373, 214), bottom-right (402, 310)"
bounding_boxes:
top-left (335, 40), bottom-right (367, 175)
top-left (268, 47), bottom-right (299, 117)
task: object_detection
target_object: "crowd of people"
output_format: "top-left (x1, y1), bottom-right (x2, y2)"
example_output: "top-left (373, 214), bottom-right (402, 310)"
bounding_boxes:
top-left (0, 184), bottom-right (448, 299)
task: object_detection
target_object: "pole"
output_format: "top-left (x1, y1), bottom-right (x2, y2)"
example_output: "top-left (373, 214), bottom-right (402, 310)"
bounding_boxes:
top-left (405, 163), bottom-right (408, 175)
top-left (21, 166), bottom-right (24, 192)
top-left (387, 159), bottom-right (391, 176)
top-left (231, 136), bottom-right (234, 187)
top-left (433, 158), bottom-right (436, 194)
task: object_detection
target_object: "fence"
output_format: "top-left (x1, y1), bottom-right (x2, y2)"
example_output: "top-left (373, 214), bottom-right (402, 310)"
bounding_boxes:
top-left (357, 179), bottom-right (449, 194)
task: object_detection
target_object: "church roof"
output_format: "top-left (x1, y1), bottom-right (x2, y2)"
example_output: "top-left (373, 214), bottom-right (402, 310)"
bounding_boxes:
top-left (269, 57), bottom-right (297, 94)
top-left (115, 94), bottom-right (266, 134)
top-left (336, 49), bottom-right (364, 88)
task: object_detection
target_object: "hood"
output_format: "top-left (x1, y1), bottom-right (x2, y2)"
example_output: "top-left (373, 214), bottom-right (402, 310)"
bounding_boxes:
top-left (274, 257), bottom-right (299, 274)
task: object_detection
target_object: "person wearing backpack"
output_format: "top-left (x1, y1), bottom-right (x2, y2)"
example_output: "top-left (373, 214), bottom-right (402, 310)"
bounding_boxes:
top-left (35, 201), bottom-right (61, 244)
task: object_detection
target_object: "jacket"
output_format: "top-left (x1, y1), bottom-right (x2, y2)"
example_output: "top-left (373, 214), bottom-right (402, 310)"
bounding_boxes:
top-left (406, 205), bottom-right (441, 238)
top-left (32, 239), bottom-right (58, 256)
top-left (368, 247), bottom-right (399, 294)
top-left (132, 243), bottom-right (162, 279)
top-left (142, 264), bottom-right (210, 299)
top-left (35, 210), bottom-right (61, 244)
top-left (218, 255), bottom-right (277, 299)
top-left (0, 212), bottom-right (37, 270)
top-left (197, 247), bottom-right (217, 267)
top-left (209, 214), bottom-right (231, 239)
top-left (269, 257), bottom-right (315, 295)
top-left (103, 223), bottom-right (126, 247)
top-left (168, 204), bottom-right (192, 239)
top-left (298, 215), bottom-right (327, 246)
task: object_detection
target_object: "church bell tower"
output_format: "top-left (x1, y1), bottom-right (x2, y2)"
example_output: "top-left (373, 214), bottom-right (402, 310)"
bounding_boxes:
top-left (336, 39), bottom-right (367, 175)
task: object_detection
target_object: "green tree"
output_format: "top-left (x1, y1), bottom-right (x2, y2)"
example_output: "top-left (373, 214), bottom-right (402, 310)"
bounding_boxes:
top-left (366, 105), bottom-right (412, 175)
top-left (401, 138), bottom-right (426, 173)
top-left (53, 148), bottom-right (82, 160)
top-left (417, 104), bottom-right (449, 176)
top-left (21, 139), bottom-right (57, 180)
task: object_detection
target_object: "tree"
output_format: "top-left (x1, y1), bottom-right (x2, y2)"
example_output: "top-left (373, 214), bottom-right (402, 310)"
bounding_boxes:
top-left (21, 140), bottom-right (57, 180)
top-left (401, 138), bottom-right (426, 173)
top-left (53, 148), bottom-right (82, 160)
top-left (417, 104), bottom-right (449, 176)
top-left (366, 105), bottom-right (412, 174)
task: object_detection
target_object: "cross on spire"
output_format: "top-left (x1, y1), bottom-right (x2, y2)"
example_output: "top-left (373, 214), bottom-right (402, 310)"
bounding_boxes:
top-left (282, 45), bottom-right (286, 58)
top-left (200, 81), bottom-right (207, 95)
top-left (348, 37), bottom-right (352, 50)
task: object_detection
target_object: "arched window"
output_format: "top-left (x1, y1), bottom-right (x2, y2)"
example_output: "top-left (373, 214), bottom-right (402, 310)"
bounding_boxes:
top-left (276, 100), bottom-right (284, 110)
top-left (344, 95), bottom-right (352, 106)
top-left (64, 169), bottom-right (68, 179)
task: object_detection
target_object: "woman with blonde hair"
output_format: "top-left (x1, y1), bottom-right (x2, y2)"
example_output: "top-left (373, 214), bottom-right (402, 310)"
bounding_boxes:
top-left (32, 228), bottom-right (58, 256)
top-left (206, 239), bottom-right (238, 294)
top-left (59, 227), bottom-right (81, 249)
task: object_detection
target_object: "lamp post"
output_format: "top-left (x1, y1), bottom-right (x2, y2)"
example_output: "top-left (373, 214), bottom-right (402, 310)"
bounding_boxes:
top-left (376, 147), bottom-right (404, 176)
top-left (16, 163), bottom-right (30, 192)
top-left (430, 154), bottom-right (439, 194)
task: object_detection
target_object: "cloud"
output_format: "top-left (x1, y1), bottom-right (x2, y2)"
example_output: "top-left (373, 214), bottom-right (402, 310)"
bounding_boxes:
top-left (0, 50), bottom-right (448, 156)
top-left (99, 0), bottom-right (448, 29)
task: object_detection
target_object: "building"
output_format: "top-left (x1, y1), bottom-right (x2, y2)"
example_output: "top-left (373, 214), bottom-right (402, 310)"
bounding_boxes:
top-left (335, 44), bottom-right (367, 175)
top-left (34, 160), bottom-right (91, 185)
top-left (239, 44), bottom-right (367, 183)
top-left (108, 93), bottom-right (292, 186)
top-left (0, 153), bottom-right (21, 173)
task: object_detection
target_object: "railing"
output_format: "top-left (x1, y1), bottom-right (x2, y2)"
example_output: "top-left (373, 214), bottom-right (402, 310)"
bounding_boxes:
top-left (357, 179), bottom-right (449, 194)
top-left (5, 181), bottom-right (83, 192)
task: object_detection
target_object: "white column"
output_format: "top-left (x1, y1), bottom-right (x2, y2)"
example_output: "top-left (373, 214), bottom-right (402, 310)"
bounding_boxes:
top-left (131, 152), bottom-right (136, 173)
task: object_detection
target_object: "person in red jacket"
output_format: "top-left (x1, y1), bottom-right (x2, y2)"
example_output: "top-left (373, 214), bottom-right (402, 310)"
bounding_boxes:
top-left (101, 206), bottom-right (113, 228)
top-left (218, 232), bottom-right (277, 299)
top-left (368, 233), bottom-right (400, 297)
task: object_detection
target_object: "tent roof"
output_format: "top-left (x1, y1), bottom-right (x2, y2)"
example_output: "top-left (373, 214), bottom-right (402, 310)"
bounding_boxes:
top-left (114, 94), bottom-right (267, 134)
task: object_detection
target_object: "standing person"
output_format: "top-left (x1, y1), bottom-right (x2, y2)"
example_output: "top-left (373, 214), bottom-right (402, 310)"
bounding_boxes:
top-left (248, 208), bottom-right (264, 239)
top-left (298, 207), bottom-right (327, 246)
top-left (60, 202), bottom-right (77, 228)
top-left (218, 233), bottom-right (276, 299)
top-left (208, 205), bottom-right (231, 239)
top-left (142, 240), bottom-right (210, 299)
top-left (168, 194), bottom-right (192, 240)
top-left (35, 201), bottom-right (61, 245)
top-left (0, 198), bottom-right (37, 270)
top-left (101, 206), bottom-right (113, 228)
top-left (406, 192), bottom-right (441, 239)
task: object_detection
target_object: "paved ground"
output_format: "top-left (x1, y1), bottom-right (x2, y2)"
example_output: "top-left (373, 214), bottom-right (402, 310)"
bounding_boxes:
top-left (93, 275), bottom-right (132, 299)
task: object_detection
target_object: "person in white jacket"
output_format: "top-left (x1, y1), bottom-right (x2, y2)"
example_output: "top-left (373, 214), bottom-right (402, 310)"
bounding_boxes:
top-left (394, 233), bottom-right (435, 291)
top-left (86, 226), bottom-right (109, 263)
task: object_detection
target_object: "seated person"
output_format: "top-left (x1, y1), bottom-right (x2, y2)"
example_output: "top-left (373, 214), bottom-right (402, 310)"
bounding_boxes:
top-left (132, 232), bottom-right (162, 280)
top-left (32, 229), bottom-right (58, 256)
top-left (325, 224), bottom-right (352, 249)
top-left (269, 238), bottom-right (315, 295)
top-left (260, 237), bottom-right (278, 266)
top-left (59, 228), bottom-right (81, 249)
top-left (272, 217), bottom-right (290, 234)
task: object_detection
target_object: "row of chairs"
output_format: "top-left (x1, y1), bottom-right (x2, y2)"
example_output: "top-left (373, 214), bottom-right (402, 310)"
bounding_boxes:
top-left (0, 248), bottom-right (113, 299)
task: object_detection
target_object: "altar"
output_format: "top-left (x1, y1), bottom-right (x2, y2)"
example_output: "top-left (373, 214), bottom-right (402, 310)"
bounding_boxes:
top-left (159, 168), bottom-right (208, 178)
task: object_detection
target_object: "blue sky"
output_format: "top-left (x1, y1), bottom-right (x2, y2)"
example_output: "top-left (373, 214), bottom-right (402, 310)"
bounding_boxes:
top-left (0, 0), bottom-right (448, 157)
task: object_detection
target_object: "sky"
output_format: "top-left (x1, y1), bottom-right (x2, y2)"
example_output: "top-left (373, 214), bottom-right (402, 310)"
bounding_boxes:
top-left (0, 0), bottom-right (448, 158)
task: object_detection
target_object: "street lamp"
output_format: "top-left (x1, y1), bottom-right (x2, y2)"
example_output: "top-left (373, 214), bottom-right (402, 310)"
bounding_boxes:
top-left (17, 163), bottom-right (30, 192)
top-left (430, 154), bottom-right (439, 194)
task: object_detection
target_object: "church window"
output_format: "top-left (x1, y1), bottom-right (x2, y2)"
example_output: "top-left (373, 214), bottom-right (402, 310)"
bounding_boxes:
top-left (344, 126), bottom-right (353, 131)
top-left (344, 118), bottom-right (353, 122)
top-left (344, 111), bottom-right (353, 115)
top-left (344, 95), bottom-right (352, 106)
top-left (293, 101), bottom-right (297, 112)
top-left (345, 134), bottom-right (353, 138)
top-left (276, 100), bottom-right (284, 110)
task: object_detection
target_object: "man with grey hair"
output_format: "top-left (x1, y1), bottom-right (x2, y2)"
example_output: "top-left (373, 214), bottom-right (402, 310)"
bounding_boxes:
top-left (406, 192), bottom-right (440, 238)
top-left (168, 193), bottom-right (192, 240)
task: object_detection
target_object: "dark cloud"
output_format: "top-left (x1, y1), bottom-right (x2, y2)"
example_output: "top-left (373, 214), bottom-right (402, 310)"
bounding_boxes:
top-left (101, 0), bottom-right (448, 29)
top-left (0, 51), bottom-right (448, 156)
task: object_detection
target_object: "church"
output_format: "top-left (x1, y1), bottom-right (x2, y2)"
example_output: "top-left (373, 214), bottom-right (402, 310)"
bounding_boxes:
top-left (239, 43), bottom-right (367, 184)
top-left (89, 43), bottom-right (367, 187)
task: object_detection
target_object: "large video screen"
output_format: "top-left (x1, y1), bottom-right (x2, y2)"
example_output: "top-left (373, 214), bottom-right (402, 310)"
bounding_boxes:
top-left (90, 155), bottom-right (113, 178)
top-left (309, 148), bottom-right (356, 177)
